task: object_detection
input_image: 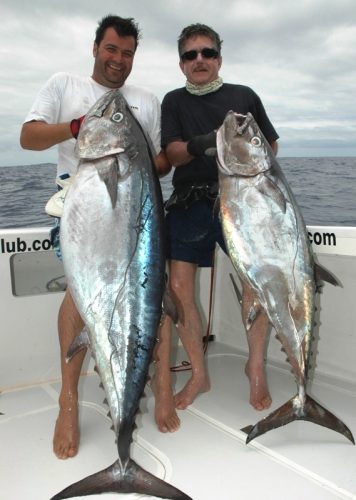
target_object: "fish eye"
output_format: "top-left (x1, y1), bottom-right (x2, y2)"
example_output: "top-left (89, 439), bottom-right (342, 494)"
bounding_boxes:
top-left (251, 136), bottom-right (262, 147)
top-left (112, 112), bottom-right (124, 123)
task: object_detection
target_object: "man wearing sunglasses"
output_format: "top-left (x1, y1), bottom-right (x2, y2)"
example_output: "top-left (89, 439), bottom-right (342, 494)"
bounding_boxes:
top-left (152, 23), bottom-right (279, 433)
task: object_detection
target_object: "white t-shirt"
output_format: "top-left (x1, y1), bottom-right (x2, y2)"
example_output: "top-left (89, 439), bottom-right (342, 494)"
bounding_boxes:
top-left (24, 72), bottom-right (161, 177)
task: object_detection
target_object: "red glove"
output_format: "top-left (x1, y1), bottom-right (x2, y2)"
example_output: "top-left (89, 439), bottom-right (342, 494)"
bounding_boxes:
top-left (70, 115), bottom-right (85, 139)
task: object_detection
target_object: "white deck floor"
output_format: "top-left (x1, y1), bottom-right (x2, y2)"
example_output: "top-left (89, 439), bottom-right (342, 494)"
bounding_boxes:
top-left (1, 341), bottom-right (355, 500)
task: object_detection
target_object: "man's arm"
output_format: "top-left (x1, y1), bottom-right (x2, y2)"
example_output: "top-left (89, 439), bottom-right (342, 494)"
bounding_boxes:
top-left (20, 120), bottom-right (73, 151)
top-left (166, 137), bottom-right (278, 166)
top-left (270, 140), bottom-right (278, 156)
top-left (165, 130), bottom-right (217, 167)
top-left (154, 150), bottom-right (172, 177)
top-left (165, 140), bottom-right (192, 167)
top-left (21, 119), bottom-right (173, 180)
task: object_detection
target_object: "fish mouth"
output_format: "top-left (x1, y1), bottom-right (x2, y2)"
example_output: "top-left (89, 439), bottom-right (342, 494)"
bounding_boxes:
top-left (230, 112), bottom-right (253, 136)
top-left (78, 147), bottom-right (125, 160)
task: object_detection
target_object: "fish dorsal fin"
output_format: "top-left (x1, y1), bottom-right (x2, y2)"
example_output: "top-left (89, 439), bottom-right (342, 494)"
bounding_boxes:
top-left (66, 329), bottom-right (91, 363)
top-left (314, 262), bottom-right (341, 287)
top-left (258, 175), bottom-right (287, 213)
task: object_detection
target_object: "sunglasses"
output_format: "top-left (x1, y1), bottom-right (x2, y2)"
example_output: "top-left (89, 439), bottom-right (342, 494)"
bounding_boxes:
top-left (180, 47), bottom-right (219, 61)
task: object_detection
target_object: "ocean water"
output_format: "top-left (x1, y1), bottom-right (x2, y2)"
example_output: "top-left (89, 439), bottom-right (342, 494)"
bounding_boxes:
top-left (0, 157), bottom-right (355, 229)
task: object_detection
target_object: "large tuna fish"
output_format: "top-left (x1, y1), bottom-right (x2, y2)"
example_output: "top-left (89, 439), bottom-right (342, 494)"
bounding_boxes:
top-left (217, 111), bottom-right (354, 445)
top-left (51, 90), bottom-right (191, 499)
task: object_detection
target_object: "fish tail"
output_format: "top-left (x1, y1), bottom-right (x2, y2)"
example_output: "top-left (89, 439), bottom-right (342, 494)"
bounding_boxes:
top-left (243, 394), bottom-right (354, 445)
top-left (50, 458), bottom-right (192, 500)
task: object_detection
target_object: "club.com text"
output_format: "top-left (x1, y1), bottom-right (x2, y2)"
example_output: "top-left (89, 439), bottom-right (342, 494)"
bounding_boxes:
top-left (1, 237), bottom-right (52, 254)
top-left (1, 231), bottom-right (336, 255)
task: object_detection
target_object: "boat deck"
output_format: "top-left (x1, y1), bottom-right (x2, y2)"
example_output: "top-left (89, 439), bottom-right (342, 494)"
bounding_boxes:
top-left (1, 341), bottom-right (355, 500)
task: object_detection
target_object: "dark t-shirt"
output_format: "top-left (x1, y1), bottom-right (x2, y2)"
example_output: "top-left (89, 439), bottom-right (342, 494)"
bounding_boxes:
top-left (161, 83), bottom-right (279, 188)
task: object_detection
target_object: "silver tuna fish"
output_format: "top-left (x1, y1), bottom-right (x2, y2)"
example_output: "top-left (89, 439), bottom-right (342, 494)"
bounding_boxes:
top-left (217, 111), bottom-right (354, 445)
top-left (51, 90), bottom-right (191, 499)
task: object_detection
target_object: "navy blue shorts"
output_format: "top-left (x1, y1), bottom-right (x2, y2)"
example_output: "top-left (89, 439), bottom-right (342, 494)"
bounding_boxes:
top-left (165, 200), bottom-right (227, 267)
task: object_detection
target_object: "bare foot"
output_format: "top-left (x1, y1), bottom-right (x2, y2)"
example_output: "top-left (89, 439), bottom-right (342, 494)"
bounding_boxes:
top-left (151, 375), bottom-right (181, 433)
top-left (53, 395), bottom-right (80, 459)
top-left (245, 362), bottom-right (272, 411)
top-left (174, 372), bottom-right (210, 410)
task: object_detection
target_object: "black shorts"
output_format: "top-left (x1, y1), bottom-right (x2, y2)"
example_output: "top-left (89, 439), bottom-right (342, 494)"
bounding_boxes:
top-left (165, 199), bottom-right (227, 267)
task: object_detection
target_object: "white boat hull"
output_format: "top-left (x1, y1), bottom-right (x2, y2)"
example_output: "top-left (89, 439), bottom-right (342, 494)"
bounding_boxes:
top-left (1, 225), bottom-right (355, 499)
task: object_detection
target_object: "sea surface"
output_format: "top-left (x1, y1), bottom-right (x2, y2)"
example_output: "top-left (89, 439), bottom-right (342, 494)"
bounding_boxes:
top-left (0, 157), bottom-right (355, 228)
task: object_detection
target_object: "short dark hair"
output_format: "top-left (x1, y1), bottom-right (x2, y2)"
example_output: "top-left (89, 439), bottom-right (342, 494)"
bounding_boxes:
top-left (95, 15), bottom-right (141, 49)
top-left (178, 23), bottom-right (223, 57)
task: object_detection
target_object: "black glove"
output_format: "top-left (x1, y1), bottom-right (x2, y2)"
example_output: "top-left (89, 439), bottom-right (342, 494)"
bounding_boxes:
top-left (187, 130), bottom-right (217, 157)
top-left (70, 115), bottom-right (85, 139)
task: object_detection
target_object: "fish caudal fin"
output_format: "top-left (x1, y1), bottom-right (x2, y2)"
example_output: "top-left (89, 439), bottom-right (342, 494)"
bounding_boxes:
top-left (50, 458), bottom-right (192, 500)
top-left (242, 394), bottom-right (354, 445)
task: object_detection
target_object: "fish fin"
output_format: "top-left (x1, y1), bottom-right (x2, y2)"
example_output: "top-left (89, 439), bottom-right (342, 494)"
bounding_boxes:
top-left (97, 158), bottom-right (118, 208)
top-left (258, 175), bottom-right (287, 213)
top-left (230, 274), bottom-right (266, 338)
top-left (229, 273), bottom-right (262, 330)
top-left (241, 424), bottom-right (253, 434)
top-left (244, 393), bottom-right (354, 444)
top-left (50, 458), bottom-right (192, 500)
top-left (314, 262), bottom-right (341, 287)
top-left (245, 300), bottom-right (263, 331)
top-left (65, 329), bottom-right (90, 363)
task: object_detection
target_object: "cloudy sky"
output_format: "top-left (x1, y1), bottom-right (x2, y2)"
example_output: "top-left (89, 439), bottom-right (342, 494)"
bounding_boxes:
top-left (1, 0), bottom-right (355, 166)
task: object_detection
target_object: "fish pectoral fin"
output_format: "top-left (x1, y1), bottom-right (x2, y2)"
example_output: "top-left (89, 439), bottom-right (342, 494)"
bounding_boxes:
top-left (244, 394), bottom-right (354, 444)
top-left (117, 153), bottom-right (132, 179)
top-left (50, 458), bottom-right (192, 500)
top-left (97, 158), bottom-right (119, 208)
top-left (314, 262), bottom-right (341, 287)
top-left (97, 155), bottom-right (132, 208)
top-left (65, 329), bottom-right (90, 363)
top-left (258, 175), bottom-right (287, 213)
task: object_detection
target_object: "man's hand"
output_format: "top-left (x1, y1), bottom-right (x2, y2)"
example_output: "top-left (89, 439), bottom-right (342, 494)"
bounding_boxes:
top-left (70, 116), bottom-right (85, 139)
top-left (187, 130), bottom-right (217, 157)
